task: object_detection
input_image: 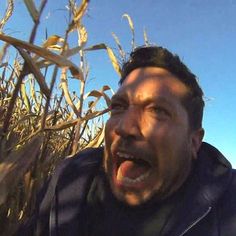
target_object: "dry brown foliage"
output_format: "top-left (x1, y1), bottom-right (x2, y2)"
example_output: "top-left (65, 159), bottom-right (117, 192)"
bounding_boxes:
top-left (0, 0), bottom-right (142, 233)
top-left (0, 0), bottom-right (124, 235)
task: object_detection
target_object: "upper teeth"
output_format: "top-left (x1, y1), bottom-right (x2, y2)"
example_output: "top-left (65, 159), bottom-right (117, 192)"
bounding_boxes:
top-left (116, 152), bottom-right (134, 159)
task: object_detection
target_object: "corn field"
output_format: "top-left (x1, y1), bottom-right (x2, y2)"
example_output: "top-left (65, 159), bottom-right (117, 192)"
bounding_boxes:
top-left (0, 0), bottom-right (137, 235)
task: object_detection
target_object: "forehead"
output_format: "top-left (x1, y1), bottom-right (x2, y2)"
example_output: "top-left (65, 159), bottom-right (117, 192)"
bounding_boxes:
top-left (116, 67), bottom-right (189, 101)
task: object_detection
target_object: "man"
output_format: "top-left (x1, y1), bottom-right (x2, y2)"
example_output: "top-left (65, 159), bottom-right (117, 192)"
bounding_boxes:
top-left (21, 46), bottom-right (236, 235)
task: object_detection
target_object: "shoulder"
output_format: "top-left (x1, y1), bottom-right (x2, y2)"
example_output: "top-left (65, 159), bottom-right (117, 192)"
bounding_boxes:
top-left (197, 143), bottom-right (236, 219)
top-left (217, 169), bottom-right (236, 234)
top-left (15, 148), bottom-right (104, 236)
top-left (223, 169), bottom-right (236, 201)
top-left (56, 147), bottom-right (104, 178)
top-left (39, 147), bottom-right (104, 213)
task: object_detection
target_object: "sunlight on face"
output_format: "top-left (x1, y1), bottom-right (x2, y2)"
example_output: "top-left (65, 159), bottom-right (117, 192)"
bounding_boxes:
top-left (104, 67), bottom-right (203, 206)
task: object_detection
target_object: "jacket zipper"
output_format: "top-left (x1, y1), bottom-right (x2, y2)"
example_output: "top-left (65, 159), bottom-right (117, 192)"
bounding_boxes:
top-left (178, 206), bottom-right (212, 236)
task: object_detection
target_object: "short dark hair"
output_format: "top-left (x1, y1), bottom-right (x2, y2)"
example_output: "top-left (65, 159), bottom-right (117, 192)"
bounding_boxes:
top-left (120, 46), bottom-right (204, 130)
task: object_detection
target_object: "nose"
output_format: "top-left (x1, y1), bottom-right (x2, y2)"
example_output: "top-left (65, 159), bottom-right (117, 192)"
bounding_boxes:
top-left (115, 107), bottom-right (142, 140)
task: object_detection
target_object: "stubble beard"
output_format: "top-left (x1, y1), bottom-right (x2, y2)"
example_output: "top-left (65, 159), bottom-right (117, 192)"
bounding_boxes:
top-left (103, 146), bottom-right (162, 206)
top-left (103, 141), bottom-right (194, 206)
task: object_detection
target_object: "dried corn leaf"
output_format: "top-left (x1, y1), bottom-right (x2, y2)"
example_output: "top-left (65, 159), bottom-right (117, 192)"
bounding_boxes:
top-left (78, 24), bottom-right (88, 47)
top-left (112, 32), bottom-right (126, 61)
top-left (86, 93), bottom-right (111, 112)
top-left (87, 90), bottom-right (102, 98)
top-left (106, 46), bottom-right (122, 76)
top-left (0, 107), bottom-right (6, 120)
top-left (0, 34), bottom-right (84, 80)
top-left (84, 43), bottom-right (106, 51)
top-left (101, 85), bottom-right (112, 107)
top-left (29, 76), bottom-right (39, 110)
top-left (122, 14), bottom-right (134, 31)
top-left (102, 91), bottom-right (111, 107)
top-left (0, 0), bottom-right (14, 32)
top-left (23, 0), bottom-right (39, 22)
top-left (60, 68), bottom-right (80, 117)
top-left (42, 35), bottom-right (65, 53)
top-left (74, 0), bottom-right (89, 22)
top-left (0, 43), bottom-right (9, 62)
top-left (35, 59), bottom-right (53, 69)
top-left (122, 14), bottom-right (135, 50)
top-left (143, 27), bottom-right (149, 45)
top-left (20, 82), bottom-right (31, 112)
top-left (85, 85), bottom-right (111, 107)
top-left (44, 118), bottom-right (79, 131)
top-left (68, 0), bottom-right (89, 32)
top-left (85, 43), bottom-right (121, 76)
top-left (82, 108), bottom-right (109, 122)
top-left (11, 114), bottom-right (37, 130)
top-left (43, 35), bottom-right (63, 48)
top-left (0, 134), bottom-right (43, 205)
top-left (62, 45), bottom-right (82, 58)
top-left (36, 43), bottom-right (81, 68)
top-left (103, 85), bottom-right (111, 91)
top-left (85, 125), bottom-right (105, 148)
top-left (45, 45), bottom-right (62, 51)
top-left (0, 62), bottom-right (8, 68)
top-left (44, 108), bottom-right (109, 131)
top-left (17, 47), bottom-right (51, 98)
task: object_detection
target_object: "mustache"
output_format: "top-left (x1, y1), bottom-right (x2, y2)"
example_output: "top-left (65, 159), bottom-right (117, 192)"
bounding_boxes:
top-left (110, 138), bottom-right (154, 162)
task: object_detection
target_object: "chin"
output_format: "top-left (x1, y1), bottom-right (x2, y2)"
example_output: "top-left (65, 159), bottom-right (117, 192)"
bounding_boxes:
top-left (105, 167), bottom-right (162, 206)
top-left (114, 188), bottom-right (155, 206)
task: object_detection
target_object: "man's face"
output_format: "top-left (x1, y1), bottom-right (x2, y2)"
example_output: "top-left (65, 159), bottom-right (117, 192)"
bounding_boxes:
top-left (104, 67), bottom-right (203, 206)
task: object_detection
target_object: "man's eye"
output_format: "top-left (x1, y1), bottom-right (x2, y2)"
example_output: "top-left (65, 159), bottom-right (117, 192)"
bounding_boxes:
top-left (110, 103), bottom-right (126, 113)
top-left (147, 106), bottom-right (169, 117)
top-left (111, 103), bottom-right (123, 109)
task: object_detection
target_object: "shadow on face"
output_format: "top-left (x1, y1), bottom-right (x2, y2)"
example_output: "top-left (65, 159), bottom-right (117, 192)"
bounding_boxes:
top-left (104, 67), bottom-right (204, 206)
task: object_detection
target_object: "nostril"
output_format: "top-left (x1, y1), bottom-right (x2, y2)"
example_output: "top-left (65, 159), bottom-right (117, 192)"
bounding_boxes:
top-left (113, 108), bottom-right (142, 139)
top-left (115, 119), bottom-right (141, 139)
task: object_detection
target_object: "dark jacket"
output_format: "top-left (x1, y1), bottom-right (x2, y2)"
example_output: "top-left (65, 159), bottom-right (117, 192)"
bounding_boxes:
top-left (19, 142), bottom-right (236, 236)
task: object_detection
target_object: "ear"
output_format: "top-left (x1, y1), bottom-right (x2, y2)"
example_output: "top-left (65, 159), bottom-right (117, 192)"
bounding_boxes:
top-left (191, 128), bottom-right (204, 160)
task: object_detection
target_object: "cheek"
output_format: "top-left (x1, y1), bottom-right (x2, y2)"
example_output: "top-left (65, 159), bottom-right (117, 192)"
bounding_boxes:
top-left (104, 119), bottom-right (118, 168)
top-left (147, 124), bottom-right (189, 165)
top-left (142, 120), bottom-right (169, 143)
top-left (139, 119), bottom-right (156, 142)
top-left (104, 122), bottom-right (114, 174)
top-left (104, 119), bottom-right (115, 146)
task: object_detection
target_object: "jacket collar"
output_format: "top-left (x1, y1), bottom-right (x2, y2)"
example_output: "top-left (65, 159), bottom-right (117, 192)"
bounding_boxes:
top-left (194, 142), bottom-right (232, 205)
top-left (164, 142), bottom-right (232, 236)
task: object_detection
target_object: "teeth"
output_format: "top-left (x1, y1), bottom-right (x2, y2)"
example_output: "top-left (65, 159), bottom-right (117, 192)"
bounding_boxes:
top-left (116, 151), bottom-right (134, 159)
top-left (117, 167), bottom-right (151, 184)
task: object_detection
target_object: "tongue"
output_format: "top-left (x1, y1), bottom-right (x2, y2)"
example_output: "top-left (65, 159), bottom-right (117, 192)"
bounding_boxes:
top-left (119, 160), bottom-right (150, 179)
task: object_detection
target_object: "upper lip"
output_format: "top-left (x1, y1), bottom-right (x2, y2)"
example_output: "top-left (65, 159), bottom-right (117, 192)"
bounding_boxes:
top-left (112, 148), bottom-right (137, 159)
top-left (112, 148), bottom-right (152, 166)
top-left (116, 151), bottom-right (135, 159)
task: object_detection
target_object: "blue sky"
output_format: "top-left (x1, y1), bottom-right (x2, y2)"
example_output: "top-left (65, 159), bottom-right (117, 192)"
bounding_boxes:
top-left (2, 0), bottom-right (236, 166)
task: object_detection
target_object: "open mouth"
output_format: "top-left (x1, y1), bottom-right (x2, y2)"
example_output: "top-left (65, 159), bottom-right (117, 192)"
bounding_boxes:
top-left (115, 151), bottom-right (152, 186)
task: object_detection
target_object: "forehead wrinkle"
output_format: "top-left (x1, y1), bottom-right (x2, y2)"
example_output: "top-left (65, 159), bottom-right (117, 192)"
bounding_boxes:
top-left (115, 82), bottom-right (186, 106)
top-left (122, 67), bottom-right (173, 86)
top-left (112, 89), bottom-right (176, 113)
top-left (113, 68), bottom-right (190, 112)
top-left (123, 67), bottom-right (189, 95)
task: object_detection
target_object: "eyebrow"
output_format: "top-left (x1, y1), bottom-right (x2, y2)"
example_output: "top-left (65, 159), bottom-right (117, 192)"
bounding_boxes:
top-left (111, 93), bottom-right (175, 110)
top-left (141, 97), bottom-right (176, 110)
top-left (111, 93), bottom-right (126, 102)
